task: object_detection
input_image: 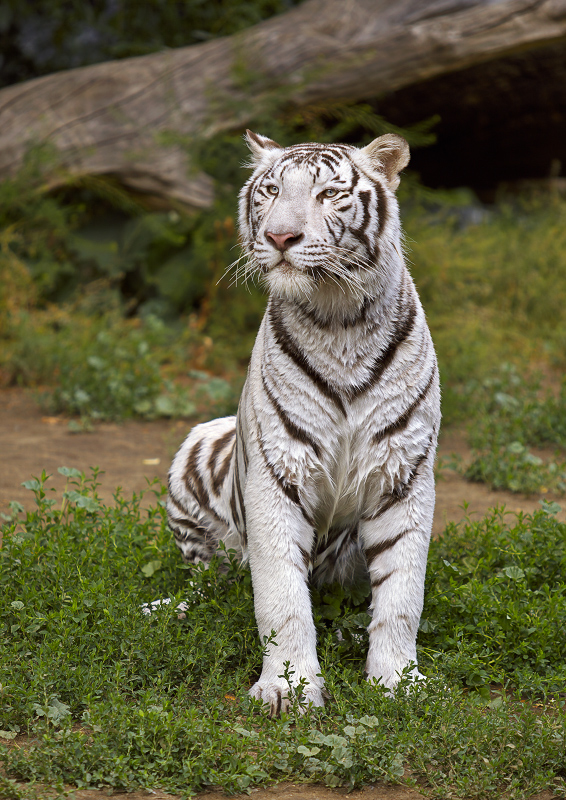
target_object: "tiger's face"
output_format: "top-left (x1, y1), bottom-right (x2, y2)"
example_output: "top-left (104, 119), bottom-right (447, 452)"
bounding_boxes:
top-left (238, 132), bottom-right (410, 304)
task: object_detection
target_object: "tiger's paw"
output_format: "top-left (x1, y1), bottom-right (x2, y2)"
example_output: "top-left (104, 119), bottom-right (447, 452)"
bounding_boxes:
top-left (249, 677), bottom-right (325, 716)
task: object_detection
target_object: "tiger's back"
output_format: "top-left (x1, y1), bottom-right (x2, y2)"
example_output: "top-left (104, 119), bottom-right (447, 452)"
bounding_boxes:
top-left (167, 131), bottom-right (440, 713)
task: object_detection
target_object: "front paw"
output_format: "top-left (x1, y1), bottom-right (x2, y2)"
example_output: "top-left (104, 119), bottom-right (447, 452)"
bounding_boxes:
top-left (249, 676), bottom-right (325, 716)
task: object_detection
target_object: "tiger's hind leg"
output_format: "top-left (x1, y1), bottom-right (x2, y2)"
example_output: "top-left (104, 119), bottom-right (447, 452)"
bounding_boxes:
top-left (311, 523), bottom-right (368, 587)
top-left (167, 416), bottom-right (243, 567)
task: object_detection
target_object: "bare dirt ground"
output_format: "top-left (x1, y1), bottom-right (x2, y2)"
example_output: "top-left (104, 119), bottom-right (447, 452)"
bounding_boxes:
top-left (2, 387), bottom-right (564, 532)
top-left (1, 387), bottom-right (563, 800)
top-left (2, 775), bottom-right (557, 800)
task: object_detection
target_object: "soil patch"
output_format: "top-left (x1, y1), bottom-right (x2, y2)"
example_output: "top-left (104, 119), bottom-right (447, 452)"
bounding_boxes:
top-left (1, 388), bottom-right (564, 532)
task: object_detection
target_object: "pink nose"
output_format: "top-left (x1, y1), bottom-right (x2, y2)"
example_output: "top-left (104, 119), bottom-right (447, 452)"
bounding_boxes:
top-left (265, 231), bottom-right (304, 252)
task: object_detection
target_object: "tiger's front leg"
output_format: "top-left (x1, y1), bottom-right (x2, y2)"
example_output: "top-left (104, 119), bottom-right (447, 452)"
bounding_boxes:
top-left (245, 460), bottom-right (325, 715)
top-left (360, 452), bottom-right (436, 693)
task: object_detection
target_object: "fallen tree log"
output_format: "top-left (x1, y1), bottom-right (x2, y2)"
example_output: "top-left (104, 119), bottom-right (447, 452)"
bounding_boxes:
top-left (1, 0), bottom-right (565, 208)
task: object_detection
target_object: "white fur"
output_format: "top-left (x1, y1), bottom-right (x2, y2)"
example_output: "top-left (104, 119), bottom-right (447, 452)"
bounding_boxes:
top-left (167, 133), bottom-right (440, 714)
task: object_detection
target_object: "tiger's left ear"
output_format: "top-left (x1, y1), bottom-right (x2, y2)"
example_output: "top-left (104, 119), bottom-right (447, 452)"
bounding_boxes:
top-left (360, 134), bottom-right (410, 191)
top-left (244, 130), bottom-right (283, 169)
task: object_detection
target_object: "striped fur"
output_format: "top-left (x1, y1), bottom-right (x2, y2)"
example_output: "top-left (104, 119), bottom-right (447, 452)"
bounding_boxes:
top-left (167, 131), bottom-right (440, 714)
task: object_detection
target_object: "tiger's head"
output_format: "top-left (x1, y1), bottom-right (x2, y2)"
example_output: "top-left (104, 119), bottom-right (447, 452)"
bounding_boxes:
top-left (237, 131), bottom-right (409, 307)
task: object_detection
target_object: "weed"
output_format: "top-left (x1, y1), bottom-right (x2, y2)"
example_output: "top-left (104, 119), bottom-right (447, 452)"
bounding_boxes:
top-left (0, 476), bottom-right (565, 797)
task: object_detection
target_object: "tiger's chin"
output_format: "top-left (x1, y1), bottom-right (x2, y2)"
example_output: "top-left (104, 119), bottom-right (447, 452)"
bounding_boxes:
top-left (264, 262), bottom-right (316, 302)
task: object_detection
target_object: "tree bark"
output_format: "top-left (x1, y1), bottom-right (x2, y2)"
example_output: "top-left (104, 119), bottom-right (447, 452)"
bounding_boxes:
top-left (1, 0), bottom-right (565, 208)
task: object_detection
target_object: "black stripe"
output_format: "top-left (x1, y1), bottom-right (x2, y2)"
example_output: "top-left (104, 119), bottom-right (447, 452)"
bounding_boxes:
top-left (167, 488), bottom-right (190, 517)
top-left (230, 452), bottom-right (246, 533)
top-left (352, 189), bottom-right (371, 239)
top-left (320, 155), bottom-right (339, 170)
top-left (296, 293), bottom-right (373, 332)
top-left (212, 445), bottom-right (234, 496)
top-left (168, 515), bottom-right (211, 538)
top-left (343, 295), bottom-right (372, 328)
top-left (261, 372), bottom-right (322, 458)
top-left (183, 439), bottom-right (209, 508)
top-left (371, 570), bottom-right (395, 589)
top-left (172, 533), bottom-right (214, 559)
top-left (331, 524), bottom-right (358, 566)
top-left (334, 217), bottom-right (346, 245)
top-left (362, 437), bottom-right (434, 522)
top-left (245, 179), bottom-right (256, 232)
top-left (175, 544), bottom-right (208, 563)
top-left (256, 431), bottom-right (314, 527)
top-left (235, 456), bottom-right (247, 530)
top-left (324, 216), bottom-right (340, 244)
top-left (230, 490), bottom-right (240, 534)
top-left (299, 545), bottom-right (311, 571)
top-left (373, 367), bottom-right (436, 444)
top-left (294, 300), bottom-right (332, 330)
top-left (375, 181), bottom-right (389, 238)
top-left (269, 298), bottom-right (346, 416)
top-left (237, 415), bottom-right (249, 470)
top-left (349, 168), bottom-right (360, 192)
top-left (365, 529), bottom-right (410, 564)
top-left (208, 428), bottom-right (236, 494)
top-left (349, 294), bottom-right (417, 400)
top-left (181, 441), bottom-right (230, 528)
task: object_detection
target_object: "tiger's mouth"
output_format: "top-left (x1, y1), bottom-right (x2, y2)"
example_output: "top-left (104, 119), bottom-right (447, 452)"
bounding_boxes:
top-left (274, 259), bottom-right (296, 274)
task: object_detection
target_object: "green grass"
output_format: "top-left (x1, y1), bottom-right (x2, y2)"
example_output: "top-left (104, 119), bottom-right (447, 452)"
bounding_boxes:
top-left (1, 474), bottom-right (565, 798)
top-left (404, 193), bottom-right (566, 420)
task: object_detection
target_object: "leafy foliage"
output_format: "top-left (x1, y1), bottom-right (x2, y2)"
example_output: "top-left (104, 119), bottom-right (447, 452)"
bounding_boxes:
top-left (6, 309), bottom-right (239, 421)
top-left (0, 478), bottom-right (565, 797)
top-left (421, 502), bottom-right (566, 695)
top-left (461, 366), bottom-right (566, 493)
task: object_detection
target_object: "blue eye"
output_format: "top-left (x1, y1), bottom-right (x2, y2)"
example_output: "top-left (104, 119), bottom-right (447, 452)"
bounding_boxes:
top-left (323, 188), bottom-right (338, 198)
top-left (266, 185), bottom-right (279, 196)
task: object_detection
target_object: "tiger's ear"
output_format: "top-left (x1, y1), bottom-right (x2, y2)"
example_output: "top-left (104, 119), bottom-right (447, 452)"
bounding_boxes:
top-left (360, 134), bottom-right (410, 191)
top-left (244, 130), bottom-right (283, 169)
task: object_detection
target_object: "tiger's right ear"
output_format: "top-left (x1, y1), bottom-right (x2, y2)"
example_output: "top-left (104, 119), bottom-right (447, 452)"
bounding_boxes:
top-left (360, 134), bottom-right (410, 191)
top-left (244, 130), bottom-right (283, 169)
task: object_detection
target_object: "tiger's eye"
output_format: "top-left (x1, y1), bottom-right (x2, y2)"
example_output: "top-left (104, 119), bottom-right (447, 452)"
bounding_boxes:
top-left (266, 185), bottom-right (279, 196)
top-left (323, 188), bottom-right (338, 198)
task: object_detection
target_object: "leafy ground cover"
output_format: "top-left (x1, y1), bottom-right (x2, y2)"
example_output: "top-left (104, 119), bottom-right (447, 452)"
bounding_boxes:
top-left (462, 366), bottom-right (566, 495)
top-left (1, 473), bottom-right (565, 799)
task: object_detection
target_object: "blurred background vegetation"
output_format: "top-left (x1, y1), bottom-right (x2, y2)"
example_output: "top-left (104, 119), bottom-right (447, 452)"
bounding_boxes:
top-left (1, 0), bottom-right (566, 496)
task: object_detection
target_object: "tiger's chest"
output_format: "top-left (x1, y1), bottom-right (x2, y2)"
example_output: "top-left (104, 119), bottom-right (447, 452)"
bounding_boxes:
top-left (241, 301), bottom-right (437, 531)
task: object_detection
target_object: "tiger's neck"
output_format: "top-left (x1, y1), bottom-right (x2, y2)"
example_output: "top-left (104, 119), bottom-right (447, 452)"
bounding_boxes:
top-left (271, 247), bottom-right (406, 332)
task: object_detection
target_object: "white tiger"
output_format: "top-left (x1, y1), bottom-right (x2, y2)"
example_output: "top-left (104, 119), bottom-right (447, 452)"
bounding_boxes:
top-left (167, 130), bottom-right (440, 714)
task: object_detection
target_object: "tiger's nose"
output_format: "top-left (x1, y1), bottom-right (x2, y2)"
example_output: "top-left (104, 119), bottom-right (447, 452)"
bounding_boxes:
top-left (265, 231), bottom-right (304, 252)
